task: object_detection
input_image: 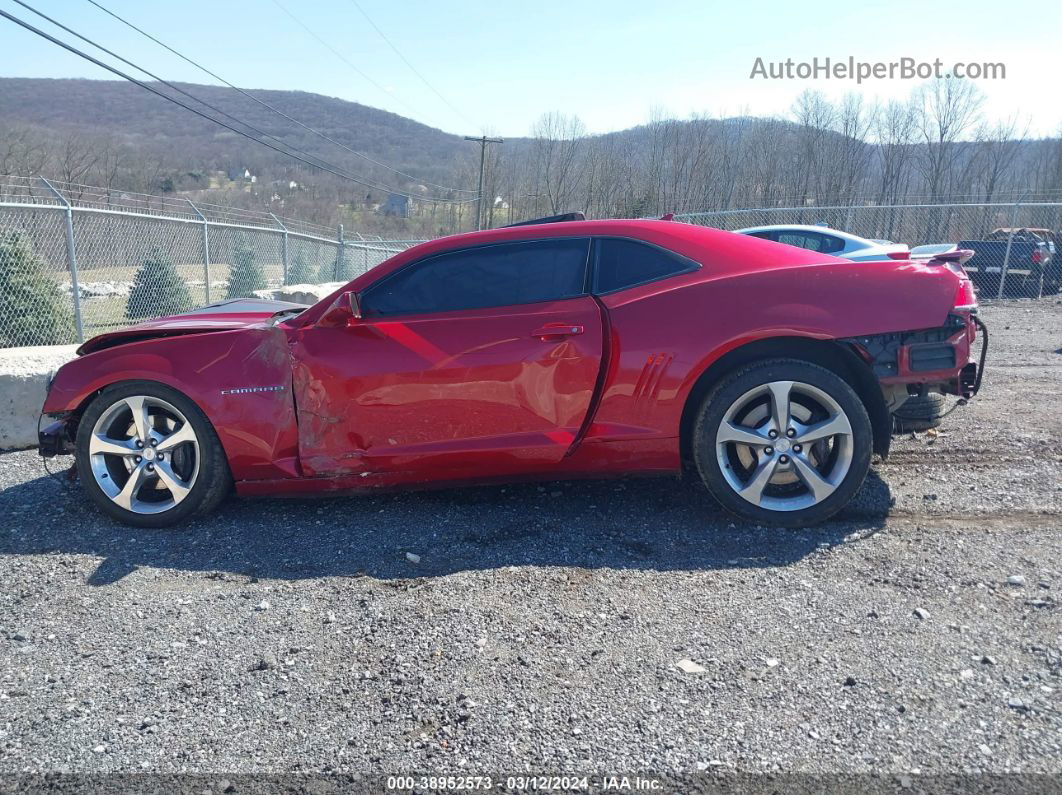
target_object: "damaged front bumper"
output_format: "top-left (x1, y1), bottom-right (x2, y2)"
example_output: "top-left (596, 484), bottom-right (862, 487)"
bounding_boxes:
top-left (38, 415), bottom-right (74, 458)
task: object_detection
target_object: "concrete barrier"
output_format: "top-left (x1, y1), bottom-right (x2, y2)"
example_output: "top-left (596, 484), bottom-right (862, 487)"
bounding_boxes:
top-left (0, 344), bottom-right (79, 450)
top-left (253, 282), bottom-right (344, 305)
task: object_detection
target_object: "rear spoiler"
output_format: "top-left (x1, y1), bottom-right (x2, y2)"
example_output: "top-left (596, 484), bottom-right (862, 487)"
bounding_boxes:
top-left (927, 249), bottom-right (975, 266)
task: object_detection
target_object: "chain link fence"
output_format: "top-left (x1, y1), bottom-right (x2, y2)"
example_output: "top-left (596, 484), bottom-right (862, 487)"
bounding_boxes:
top-left (0, 176), bottom-right (425, 348)
top-left (675, 201), bottom-right (1062, 300)
top-left (4, 176), bottom-right (1060, 349)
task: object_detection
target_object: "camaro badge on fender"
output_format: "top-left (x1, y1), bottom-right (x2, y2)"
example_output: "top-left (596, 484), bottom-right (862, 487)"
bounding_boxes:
top-left (220, 386), bottom-right (286, 396)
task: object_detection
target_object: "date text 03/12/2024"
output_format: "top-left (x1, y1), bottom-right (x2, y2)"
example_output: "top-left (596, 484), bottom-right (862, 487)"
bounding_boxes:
top-left (384, 775), bottom-right (665, 791)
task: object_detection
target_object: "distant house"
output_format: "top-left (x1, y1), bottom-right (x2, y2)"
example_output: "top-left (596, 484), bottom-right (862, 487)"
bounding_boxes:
top-left (380, 193), bottom-right (409, 218)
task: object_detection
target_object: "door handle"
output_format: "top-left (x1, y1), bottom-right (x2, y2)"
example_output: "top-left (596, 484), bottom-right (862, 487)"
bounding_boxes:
top-left (532, 324), bottom-right (584, 340)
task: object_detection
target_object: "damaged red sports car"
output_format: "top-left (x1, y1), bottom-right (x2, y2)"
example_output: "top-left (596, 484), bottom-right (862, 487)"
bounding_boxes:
top-left (39, 217), bottom-right (985, 529)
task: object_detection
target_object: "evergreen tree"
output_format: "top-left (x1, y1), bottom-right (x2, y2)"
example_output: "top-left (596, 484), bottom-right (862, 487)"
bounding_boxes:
top-left (318, 249), bottom-right (342, 283)
top-left (126, 247), bottom-right (193, 320)
top-left (286, 252), bottom-right (314, 285)
top-left (0, 232), bottom-right (75, 347)
top-left (226, 235), bottom-right (266, 299)
top-left (323, 246), bottom-right (360, 282)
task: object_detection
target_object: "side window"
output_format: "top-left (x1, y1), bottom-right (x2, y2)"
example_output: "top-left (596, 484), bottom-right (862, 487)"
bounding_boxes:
top-left (777, 232), bottom-right (819, 250)
top-left (817, 234), bottom-right (846, 254)
top-left (776, 232), bottom-right (845, 254)
top-left (360, 238), bottom-right (589, 317)
top-left (745, 231), bottom-right (777, 241)
top-left (593, 238), bottom-right (697, 294)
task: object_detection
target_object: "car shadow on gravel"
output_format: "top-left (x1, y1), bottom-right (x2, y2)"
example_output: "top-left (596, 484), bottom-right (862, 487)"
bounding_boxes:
top-left (0, 464), bottom-right (892, 585)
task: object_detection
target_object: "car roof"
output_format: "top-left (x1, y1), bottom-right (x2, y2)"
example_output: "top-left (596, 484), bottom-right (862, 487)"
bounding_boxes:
top-left (734, 224), bottom-right (877, 245)
top-left (388, 219), bottom-right (867, 268)
top-left (289, 219), bottom-right (853, 328)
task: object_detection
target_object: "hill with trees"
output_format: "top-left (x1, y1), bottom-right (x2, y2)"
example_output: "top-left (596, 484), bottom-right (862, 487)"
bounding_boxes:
top-left (1, 77), bottom-right (1058, 237)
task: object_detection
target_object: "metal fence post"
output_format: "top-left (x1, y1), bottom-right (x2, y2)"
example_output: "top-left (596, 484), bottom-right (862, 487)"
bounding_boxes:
top-left (40, 176), bottom-right (84, 342)
top-left (271, 214), bottom-right (289, 284)
top-left (336, 224), bottom-right (345, 281)
top-left (187, 199), bottom-right (211, 305)
top-left (997, 197), bottom-right (1023, 300)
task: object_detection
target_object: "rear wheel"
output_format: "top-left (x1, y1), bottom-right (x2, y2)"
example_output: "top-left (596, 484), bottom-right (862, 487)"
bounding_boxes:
top-left (693, 359), bottom-right (872, 527)
top-left (75, 381), bottom-right (231, 528)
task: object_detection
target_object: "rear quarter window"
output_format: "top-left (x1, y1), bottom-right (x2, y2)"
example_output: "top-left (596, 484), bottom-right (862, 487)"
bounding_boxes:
top-left (592, 238), bottom-right (698, 294)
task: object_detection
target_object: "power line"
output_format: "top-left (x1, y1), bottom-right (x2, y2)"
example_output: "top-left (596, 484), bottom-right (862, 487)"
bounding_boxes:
top-left (0, 7), bottom-right (467, 201)
top-left (267, 0), bottom-right (421, 120)
top-left (345, 0), bottom-right (475, 129)
top-left (83, 0), bottom-right (474, 195)
top-left (12, 0), bottom-right (369, 187)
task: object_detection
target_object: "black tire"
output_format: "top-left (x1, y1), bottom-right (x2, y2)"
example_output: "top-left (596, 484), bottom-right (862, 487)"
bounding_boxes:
top-left (75, 380), bottom-right (231, 528)
top-left (692, 358), bottom-right (873, 528)
top-left (892, 393), bottom-right (946, 433)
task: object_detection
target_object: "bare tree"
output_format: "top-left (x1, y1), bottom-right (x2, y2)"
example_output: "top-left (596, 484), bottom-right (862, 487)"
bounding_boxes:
top-left (820, 93), bottom-right (873, 204)
top-left (914, 79), bottom-right (984, 201)
top-left (530, 112), bottom-right (586, 214)
top-left (874, 99), bottom-right (918, 204)
top-left (51, 133), bottom-right (101, 197)
top-left (791, 90), bottom-right (836, 203)
top-left (0, 125), bottom-right (48, 178)
top-left (971, 117), bottom-right (1027, 201)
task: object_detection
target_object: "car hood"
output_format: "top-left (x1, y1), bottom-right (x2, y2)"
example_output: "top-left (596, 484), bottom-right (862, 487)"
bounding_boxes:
top-left (76, 298), bottom-right (305, 355)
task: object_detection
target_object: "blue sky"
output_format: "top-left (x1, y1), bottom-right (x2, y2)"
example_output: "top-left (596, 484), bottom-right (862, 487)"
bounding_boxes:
top-left (1, 0), bottom-right (1058, 137)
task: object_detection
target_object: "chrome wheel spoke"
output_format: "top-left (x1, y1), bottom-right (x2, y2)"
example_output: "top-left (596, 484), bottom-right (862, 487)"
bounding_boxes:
top-left (715, 379), bottom-right (855, 512)
top-left (154, 461), bottom-right (192, 504)
top-left (738, 457), bottom-right (778, 504)
top-left (113, 464), bottom-right (149, 511)
top-left (89, 433), bottom-right (136, 458)
top-left (125, 395), bottom-right (152, 443)
top-left (717, 421), bottom-right (770, 448)
top-left (767, 381), bottom-right (793, 434)
top-left (156, 423), bottom-right (195, 453)
top-left (790, 453), bottom-right (837, 502)
top-left (87, 394), bottom-right (200, 515)
top-left (794, 413), bottom-right (851, 445)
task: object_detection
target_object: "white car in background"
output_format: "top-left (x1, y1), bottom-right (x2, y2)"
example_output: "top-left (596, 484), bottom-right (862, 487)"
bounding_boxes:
top-left (736, 224), bottom-right (911, 261)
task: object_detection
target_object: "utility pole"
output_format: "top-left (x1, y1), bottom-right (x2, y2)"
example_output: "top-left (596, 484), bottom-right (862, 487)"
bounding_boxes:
top-left (464, 135), bottom-right (503, 230)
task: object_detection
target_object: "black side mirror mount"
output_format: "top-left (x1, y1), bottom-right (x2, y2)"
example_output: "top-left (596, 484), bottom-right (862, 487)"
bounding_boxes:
top-left (319, 291), bottom-right (363, 327)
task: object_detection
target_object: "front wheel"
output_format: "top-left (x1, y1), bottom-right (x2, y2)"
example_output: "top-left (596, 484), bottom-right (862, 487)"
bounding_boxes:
top-left (692, 359), bottom-right (873, 527)
top-left (75, 381), bottom-right (231, 528)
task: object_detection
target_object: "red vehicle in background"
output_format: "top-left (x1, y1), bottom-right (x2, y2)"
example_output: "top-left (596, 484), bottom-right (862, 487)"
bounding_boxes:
top-left (39, 216), bottom-right (984, 529)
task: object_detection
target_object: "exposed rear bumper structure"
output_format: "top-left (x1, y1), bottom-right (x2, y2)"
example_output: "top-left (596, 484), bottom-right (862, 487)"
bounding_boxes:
top-left (844, 313), bottom-right (986, 400)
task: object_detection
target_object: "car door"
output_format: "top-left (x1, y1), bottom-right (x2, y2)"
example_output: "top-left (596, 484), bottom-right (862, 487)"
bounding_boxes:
top-left (290, 237), bottom-right (604, 478)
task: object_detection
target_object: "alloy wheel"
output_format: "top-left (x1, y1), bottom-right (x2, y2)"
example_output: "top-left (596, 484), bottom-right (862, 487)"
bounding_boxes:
top-left (88, 395), bottom-right (200, 515)
top-left (714, 380), bottom-right (854, 512)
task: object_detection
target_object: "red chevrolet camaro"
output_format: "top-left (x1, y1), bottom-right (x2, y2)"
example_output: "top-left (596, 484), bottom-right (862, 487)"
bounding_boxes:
top-left (39, 216), bottom-right (984, 529)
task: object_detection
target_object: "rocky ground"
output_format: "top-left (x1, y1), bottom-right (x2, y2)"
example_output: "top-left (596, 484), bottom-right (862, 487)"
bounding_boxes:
top-left (0, 301), bottom-right (1059, 787)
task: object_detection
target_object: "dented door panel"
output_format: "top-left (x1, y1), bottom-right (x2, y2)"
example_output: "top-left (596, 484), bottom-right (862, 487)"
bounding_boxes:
top-left (289, 297), bottom-right (605, 477)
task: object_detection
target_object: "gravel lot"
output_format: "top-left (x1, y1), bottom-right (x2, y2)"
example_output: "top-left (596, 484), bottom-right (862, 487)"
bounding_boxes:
top-left (1, 301), bottom-right (1059, 786)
